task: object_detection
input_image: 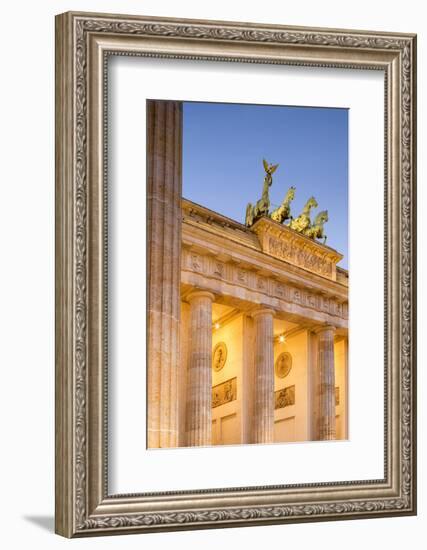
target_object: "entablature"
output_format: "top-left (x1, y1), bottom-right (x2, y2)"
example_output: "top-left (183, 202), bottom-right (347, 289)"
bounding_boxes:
top-left (181, 199), bottom-right (348, 328)
top-left (181, 246), bottom-right (348, 328)
top-left (182, 223), bottom-right (348, 303)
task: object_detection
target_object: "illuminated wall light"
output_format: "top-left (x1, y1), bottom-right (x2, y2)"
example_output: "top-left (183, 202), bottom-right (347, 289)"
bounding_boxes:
top-left (279, 334), bottom-right (285, 343)
top-left (214, 322), bottom-right (220, 330)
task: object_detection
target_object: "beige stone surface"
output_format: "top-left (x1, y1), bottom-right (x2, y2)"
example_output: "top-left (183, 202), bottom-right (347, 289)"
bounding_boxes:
top-left (252, 217), bottom-right (343, 281)
top-left (252, 308), bottom-right (275, 444)
top-left (178, 303), bottom-right (190, 447)
top-left (241, 315), bottom-right (255, 444)
top-left (334, 337), bottom-right (349, 439)
top-left (147, 100), bottom-right (182, 448)
top-left (186, 291), bottom-right (215, 446)
top-left (212, 316), bottom-right (242, 445)
top-left (316, 325), bottom-right (337, 440)
top-left (274, 330), bottom-right (310, 442)
top-left (307, 331), bottom-right (320, 440)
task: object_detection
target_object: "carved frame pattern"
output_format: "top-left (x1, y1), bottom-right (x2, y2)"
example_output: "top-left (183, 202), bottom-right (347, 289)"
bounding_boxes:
top-left (55, 11), bottom-right (416, 537)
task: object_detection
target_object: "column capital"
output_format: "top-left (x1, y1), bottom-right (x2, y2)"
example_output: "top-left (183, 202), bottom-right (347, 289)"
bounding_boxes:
top-left (251, 307), bottom-right (275, 320)
top-left (187, 290), bottom-right (215, 304)
top-left (314, 324), bottom-right (336, 335)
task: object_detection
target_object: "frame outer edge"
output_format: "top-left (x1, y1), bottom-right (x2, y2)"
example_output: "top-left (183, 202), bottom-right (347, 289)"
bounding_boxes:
top-left (409, 34), bottom-right (417, 514)
top-left (55, 12), bottom-right (76, 538)
top-left (54, 10), bottom-right (417, 537)
top-left (61, 10), bottom-right (417, 40)
top-left (413, 35), bottom-right (417, 514)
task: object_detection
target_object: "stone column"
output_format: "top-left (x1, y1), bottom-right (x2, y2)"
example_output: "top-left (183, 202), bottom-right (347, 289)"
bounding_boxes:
top-left (307, 330), bottom-right (319, 441)
top-left (178, 302), bottom-right (190, 447)
top-left (186, 291), bottom-right (215, 446)
top-left (241, 314), bottom-right (255, 444)
top-left (252, 308), bottom-right (275, 444)
top-left (316, 325), bottom-right (337, 440)
top-left (343, 335), bottom-right (349, 440)
top-left (147, 100), bottom-right (182, 448)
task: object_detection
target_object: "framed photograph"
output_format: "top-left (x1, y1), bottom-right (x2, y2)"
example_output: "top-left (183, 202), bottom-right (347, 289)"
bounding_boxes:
top-left (55, 11), bottom-right (417, 537)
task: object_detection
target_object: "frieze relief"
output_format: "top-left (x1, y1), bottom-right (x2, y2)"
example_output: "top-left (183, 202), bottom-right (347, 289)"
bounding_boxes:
top-left (275, 282), bottom-right (288, 299)
top-left (307, 294), bottom-right (318, 308)
top-left (267, 236), bottom-right (333, 278)
top-left (256, 276), bottom-right (267, 291)
top-left (251, 217), bottom-right (343, 281)
top-left (213, 261), bottom-right (225, 278)
top-left (236, 268), bottom-right (248, 284)
top-left (182, 248), bottom-right (348, 320)
top-left (189, 252), bottom-right (204, 273)
top-left (293, 289), bottom-right (302, 304)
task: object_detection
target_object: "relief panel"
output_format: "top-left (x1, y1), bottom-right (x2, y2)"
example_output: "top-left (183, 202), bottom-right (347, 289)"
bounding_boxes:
top-left (212, 377), bottom-right (237, 408)
top-left (274, 385), bottom-right (296, 409)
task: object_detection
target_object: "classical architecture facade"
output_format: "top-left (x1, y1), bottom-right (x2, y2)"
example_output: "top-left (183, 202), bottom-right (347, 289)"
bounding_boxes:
top-left (146, 100), bottom-right (348, 449)
top-left (178, 199), bottom-right (348, 447)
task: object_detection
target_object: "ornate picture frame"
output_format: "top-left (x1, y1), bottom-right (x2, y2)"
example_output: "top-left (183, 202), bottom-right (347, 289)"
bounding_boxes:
top-left (55, 11), bottom-right (416, 537)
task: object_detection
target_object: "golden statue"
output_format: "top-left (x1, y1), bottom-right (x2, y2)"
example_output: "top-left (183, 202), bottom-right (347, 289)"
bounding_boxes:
top-left (244, 160), bottom-right (329, 244)
top-left (245, 159), bottom-right (279, 227)
top-left (270, 186), bottom-right (296, 224)
top-left (303, 210), bottom-right (329, 244)
top-left (289, 196), bottom-right (318, 233)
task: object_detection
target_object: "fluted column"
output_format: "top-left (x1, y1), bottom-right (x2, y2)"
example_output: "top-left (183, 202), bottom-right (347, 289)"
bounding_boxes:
top-left (316, 325), bottom-right (337, 440)
top-left (147, 100), bottom-right (182, 448)
top-left (186, 291), bottom-right (215, 446)
top-left (252, 308), bottom-right (275, 444)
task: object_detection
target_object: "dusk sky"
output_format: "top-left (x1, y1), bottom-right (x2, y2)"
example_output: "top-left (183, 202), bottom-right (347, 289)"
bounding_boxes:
top-left (182, 101), bottom-right (348, 269)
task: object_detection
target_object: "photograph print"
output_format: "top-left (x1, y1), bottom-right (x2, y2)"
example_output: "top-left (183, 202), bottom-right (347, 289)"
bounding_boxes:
top-left (147, 100), bottom-right (349, 449)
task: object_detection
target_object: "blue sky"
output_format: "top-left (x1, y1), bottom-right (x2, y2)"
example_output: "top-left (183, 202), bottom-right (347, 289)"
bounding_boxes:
top-left (182, 102), bottom-right (348, 268)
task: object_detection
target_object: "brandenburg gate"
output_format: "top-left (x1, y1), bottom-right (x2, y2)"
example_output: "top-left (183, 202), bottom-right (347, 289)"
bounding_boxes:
top-left (147, 100), bottom-right (348, 449)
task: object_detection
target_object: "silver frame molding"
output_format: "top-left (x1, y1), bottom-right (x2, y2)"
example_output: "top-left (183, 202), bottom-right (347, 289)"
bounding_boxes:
top-left (55, 11), bottom-right (417, 538)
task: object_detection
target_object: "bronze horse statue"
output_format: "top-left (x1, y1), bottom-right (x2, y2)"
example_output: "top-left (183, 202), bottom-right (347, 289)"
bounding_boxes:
top-left (303, 210), bottom-right (329, 243)
top-left (270, 186), bottom-right (296, 224)
top-left (289, 196), bottom-right (318, 233)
